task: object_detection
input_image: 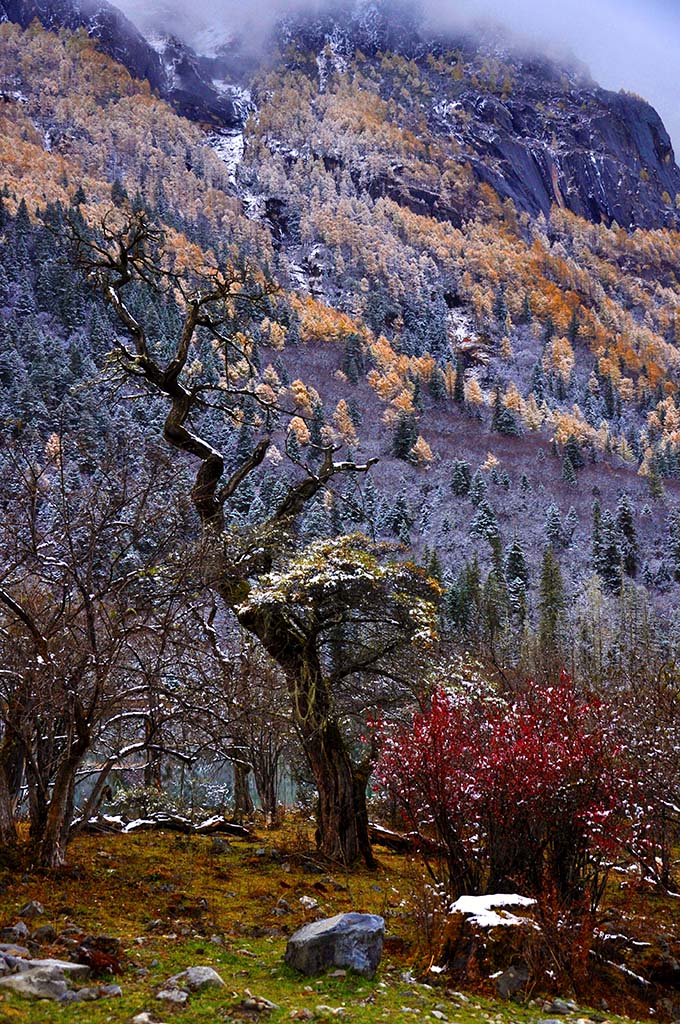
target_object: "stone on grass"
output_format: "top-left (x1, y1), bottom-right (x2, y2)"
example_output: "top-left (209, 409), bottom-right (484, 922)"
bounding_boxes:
top-left (0, 965), bottom-right (68, 1001)
top-left (18, 957), bottom-right (90, 979)
top-left (241, 994), bottom-right (280, 1012)
top-left (0, 921), bottom-right (29, 943)
top-left (32, 925), bottom-right (57, 945)
top-left (210, 837), bottom-right (231, 855)
top-left (284, 912), bottom-right (384, 978)
top-left (18, 901), bottom-right (44, 920)
top-left (165, 964), bottom-right (225, 991)
top-left (157, 988), bottom-right (189, 1004)
top-left (73, 983), bottom-right (123, 1002)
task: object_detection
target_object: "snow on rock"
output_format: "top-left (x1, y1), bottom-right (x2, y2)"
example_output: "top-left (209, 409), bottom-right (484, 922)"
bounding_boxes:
top-left (206, 129), bottom-right (244, 182)
top-left (449, 893), bottom-right (536, 928)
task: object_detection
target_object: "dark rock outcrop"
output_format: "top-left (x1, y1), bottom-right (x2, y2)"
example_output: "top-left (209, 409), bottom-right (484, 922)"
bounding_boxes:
top-left (2, 0), bottom-right (678, 229)
top-left (279, 0), bottom-right (680, 231)
top-left (0, 0), bottom-right (239, 125)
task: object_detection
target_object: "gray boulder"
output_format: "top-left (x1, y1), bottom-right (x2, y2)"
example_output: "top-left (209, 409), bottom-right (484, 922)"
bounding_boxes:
top-left (284, 913), bottom-right (384, 978)
top-left (32, 925), bottom-right (57, 945)
top-left (495, 963), bottom-right (529, 998)
top-left (17, 957), bottom-right (90, 979)
top-left (0, 921), bottom-right (29, 943)
top-left (0, 965), bottom-right (68, 1000)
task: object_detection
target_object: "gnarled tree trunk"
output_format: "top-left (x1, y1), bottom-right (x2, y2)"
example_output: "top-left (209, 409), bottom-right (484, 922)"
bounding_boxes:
top-left (236, 602), bottom-right (374, 866)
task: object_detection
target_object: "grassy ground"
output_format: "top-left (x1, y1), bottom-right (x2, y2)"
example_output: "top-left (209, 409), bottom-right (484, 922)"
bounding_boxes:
top-left (0, 823), bottom-right (657, 1024)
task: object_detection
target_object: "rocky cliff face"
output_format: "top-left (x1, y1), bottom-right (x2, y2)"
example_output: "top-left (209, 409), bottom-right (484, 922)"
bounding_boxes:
top-left (0, 0), bottom-right (240, 124)
top-left (1, 0), bottom-right (678, 230)
top-left (277, 1), bottom-right (680, 230)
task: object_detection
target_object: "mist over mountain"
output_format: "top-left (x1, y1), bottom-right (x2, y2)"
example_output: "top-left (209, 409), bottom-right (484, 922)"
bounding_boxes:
top-left (113, 0), bottom-right (680, 146)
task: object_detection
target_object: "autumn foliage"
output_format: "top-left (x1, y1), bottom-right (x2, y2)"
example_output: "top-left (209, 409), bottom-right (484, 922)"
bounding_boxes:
top-left (374, 677), bottom-right (646, 906)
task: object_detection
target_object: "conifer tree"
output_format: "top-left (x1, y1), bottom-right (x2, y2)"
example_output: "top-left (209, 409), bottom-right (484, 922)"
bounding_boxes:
top-left (562, 452), bottom-right (577, 485)
top-left (473, 497), bottom-right (499, 552)
top-left (667, 507), bottom-right (680, 582)
top-left (564, 506), bottom-right (578, 546)
top-left (392, 413), bottom-right (418, 461)
top-left (615, 493), bottom-right (638, 578)
top-left (545, 502), bottom-right (562, 548)
top-left (453, 353), bottom-right (465, 405)
top-left (599, 509), bottom-right (623, 593)
top-left (428, 366), bottom-right (447, 401)
top-left (538, 546), bottom-right (566, 669)
top-left (592, 499), bottom-right (603, 573)
top-left (469, 469), bottom-right (487, 506)
top-left (451, 459), bottom-right (472, 496)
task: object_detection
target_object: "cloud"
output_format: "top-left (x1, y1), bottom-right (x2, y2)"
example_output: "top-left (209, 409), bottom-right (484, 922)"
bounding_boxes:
top-left (115, 0), bottom-right (680, 147)
top-left (423, 0), bottom-right (680, 147)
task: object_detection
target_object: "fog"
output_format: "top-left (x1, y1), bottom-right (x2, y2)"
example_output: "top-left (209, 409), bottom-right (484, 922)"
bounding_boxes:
top-left (116, 0), bottom-right (680, 148)
top-left (431, 0), bottom-right (680, 148)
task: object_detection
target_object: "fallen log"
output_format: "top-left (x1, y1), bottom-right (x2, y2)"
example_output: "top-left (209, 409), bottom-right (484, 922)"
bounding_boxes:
top-left (369, 822), bottom-right (445, 857)
top-left (73, 812), bottom-right (254, 840)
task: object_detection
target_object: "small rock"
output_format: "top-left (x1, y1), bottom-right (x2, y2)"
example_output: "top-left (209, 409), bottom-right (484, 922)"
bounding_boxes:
top-left (157, 988), bottom-right (189, 1004)
top-left (315, 1006), bottom-right (347, 1017)
top-left (431, 1013), bottom-right (448, 1021)
top-left (82, 934), bottom-right (121, 956)
top-left (19, 901), bottom-right (44, 920)
top-left (550, 999), bottom-right (577, 1014)
top-left (299, 896), bottom-right (319, 910)
top-left (0, 943), bottom-right (29, 956)
top-left (0, 921), bottom-right (29, 943)
top-left (255, 847), bottom-right (267, 857)
top-left (100, 983), bottom-right (123, 998)
top-left (71, 986), bottom-right (99, 1002)
top-left (166, 965), bottom-right (226, 992)
top-left (210, 837), bottom-right (231, 855)
top-left (131, 1014), bottom-right (166, 1024)
top-left (241, 994), bottom-right (280, 1012)
top-left (495, 963), bottom-right (529, 999)
top-left (32, 925), bottom-right (57, 945)
top-left (21, 957), bottom-right (90, 979)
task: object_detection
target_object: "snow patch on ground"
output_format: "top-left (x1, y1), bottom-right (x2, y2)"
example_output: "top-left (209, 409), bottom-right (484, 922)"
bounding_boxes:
top-left (450, 893), bottom-right (536, 928)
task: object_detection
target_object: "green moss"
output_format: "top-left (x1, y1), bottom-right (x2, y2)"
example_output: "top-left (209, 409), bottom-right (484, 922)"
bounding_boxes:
top-left (0, 829), bottom-right (653, 1024)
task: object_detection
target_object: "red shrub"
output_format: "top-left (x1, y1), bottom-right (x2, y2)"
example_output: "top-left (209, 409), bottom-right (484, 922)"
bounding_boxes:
top-left (373, 677), bottom-right (646, 906)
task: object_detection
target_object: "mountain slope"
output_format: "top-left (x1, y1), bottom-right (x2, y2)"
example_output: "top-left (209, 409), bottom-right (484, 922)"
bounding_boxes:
top-left (2, 12), bottom-right (680, 672)
top-left (2, 0), bottom-right (679, 228)
top-left (0, 0), bottom-right (241, 123)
